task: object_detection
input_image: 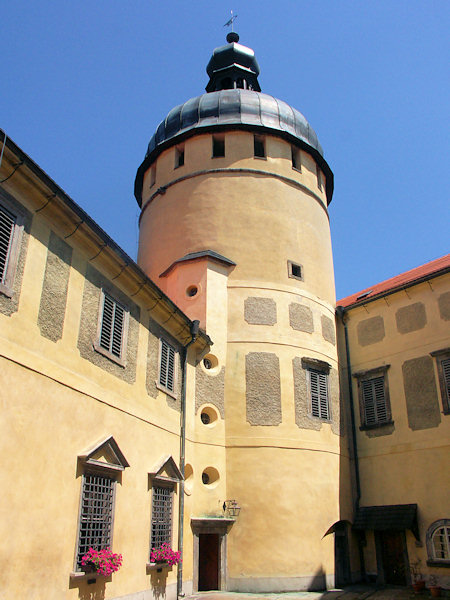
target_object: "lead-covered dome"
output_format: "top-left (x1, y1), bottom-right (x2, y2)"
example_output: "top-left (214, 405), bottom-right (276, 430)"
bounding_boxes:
top-left (146, 90), bottom-right (323, 158)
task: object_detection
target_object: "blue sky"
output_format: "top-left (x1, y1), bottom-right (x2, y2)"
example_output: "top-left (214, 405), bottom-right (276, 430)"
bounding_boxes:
top-left (2, 1), bottom-right (449, 299)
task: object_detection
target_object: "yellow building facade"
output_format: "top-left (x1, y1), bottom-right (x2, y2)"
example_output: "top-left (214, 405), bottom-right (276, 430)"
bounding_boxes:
top-left (337, 257), bottom-right (450, 590)
top-left (0, 33), bottom-right (448, 600)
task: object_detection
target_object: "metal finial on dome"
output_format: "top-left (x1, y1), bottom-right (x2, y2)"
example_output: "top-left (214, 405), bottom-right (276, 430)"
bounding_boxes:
top-left (226, 31), bottom-right (239, 43)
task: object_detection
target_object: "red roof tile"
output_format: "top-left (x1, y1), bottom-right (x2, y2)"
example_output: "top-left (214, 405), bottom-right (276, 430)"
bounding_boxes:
top-left (337, 255), bottom-right (450, 309)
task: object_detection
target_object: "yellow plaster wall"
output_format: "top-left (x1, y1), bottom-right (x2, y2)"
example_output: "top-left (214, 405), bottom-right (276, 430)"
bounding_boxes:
top-left (338, 274), bottom-right (450, 581)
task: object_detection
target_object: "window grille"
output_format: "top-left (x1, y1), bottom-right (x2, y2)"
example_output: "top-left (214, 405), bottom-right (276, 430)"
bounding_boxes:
top-left (309, 369), bottom-right (330, 420)
top-left (159, 339), bottom-right (175, 392)
top-left (77, 473), bottom-right (115, 568)
top-left (100, 292), bottom-right (125, 359)
top-left (0, 205), bottom-right (16, 285)
top-left (151, 486), bottom-right (173, 549)
top-left (432, 525), bottom-right (450, 560)
top-left (361, 376), bottom-right (389, 426)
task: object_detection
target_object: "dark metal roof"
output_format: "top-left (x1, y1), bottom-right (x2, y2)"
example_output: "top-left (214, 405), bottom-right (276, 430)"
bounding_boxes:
top-left (160, 250), bottom-right (236, 278)
top-left (146, 90), bottom-right (323, 158)
top-left (135, 90), bottom-right (334, 206)
top-left (354, 504), bottom-right (419, 539)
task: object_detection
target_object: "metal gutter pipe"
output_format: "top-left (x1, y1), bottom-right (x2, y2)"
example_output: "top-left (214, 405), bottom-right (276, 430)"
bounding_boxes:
top-left (336, 305), bottom-right (365, 581)
top-left (177, 319), bottom-right (200, 599)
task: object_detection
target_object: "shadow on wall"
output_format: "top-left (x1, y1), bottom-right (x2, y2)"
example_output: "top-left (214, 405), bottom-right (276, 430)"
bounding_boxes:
top-left (76, 578), bottom-right (106, 600)
top-left (308, 565), bottom-right (326, 591)
top-left (151, 568), bottom-right (170, 600)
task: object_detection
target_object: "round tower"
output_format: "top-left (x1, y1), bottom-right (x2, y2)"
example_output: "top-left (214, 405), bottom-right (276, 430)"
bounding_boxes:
top-left (135, 34), bottom-right (348, 592)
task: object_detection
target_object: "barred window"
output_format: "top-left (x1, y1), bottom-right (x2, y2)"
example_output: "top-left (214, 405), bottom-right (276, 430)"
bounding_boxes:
top-left (76, 473), bottom-right (115, 569)
top-left (0, 200), bottom-right (23, 297)
top-left (151, 485), bottom-right (173, 550)
top-left (159, 339), bottom-right (175, 393)
top-left (308, 368), bottom-right (330, 420)
top-left (432, 525), bottom-right (450, 560)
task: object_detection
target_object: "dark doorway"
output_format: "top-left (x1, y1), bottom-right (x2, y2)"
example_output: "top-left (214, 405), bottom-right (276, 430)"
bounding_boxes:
top-left (335, 522), bottom-right (351, 586)
top-left (380, 530), bottom-right (407, 585)
top-left (198, 533), bottom-right (219, 590)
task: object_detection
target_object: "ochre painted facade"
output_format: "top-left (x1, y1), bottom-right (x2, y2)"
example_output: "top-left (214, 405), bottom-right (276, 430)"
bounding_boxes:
top-left (0, 33), bottom-right (449, 600)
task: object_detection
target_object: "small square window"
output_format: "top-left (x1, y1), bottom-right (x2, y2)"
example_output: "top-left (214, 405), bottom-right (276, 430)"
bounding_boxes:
top-left (0, 200), bottom-right (24, 298)
top-left (159, 338), bottom-right (176, 395)
top-left (291, 146), bottom-right (301, 171)
top-left (212, 135), bottom-right (225, 158)
top-left (175, 146), bottom-right (184, 168)
top-left (288, 260), bottom-right (303, 281)
top-left (94, 290), bottom-right (129, 366)
top-left (254, 135), bottom-right (265, 158)
top-left (354, 366), bottom-right (392, 429)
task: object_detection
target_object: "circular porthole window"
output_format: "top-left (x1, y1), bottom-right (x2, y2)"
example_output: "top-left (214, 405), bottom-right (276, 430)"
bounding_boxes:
top-left (201, 466), bottom-right (220, 487)
top-left (199, 405), bottom-right (218, 426)
top-left (186, 285), bottom-right (198, 297)
top-left (201, 354), bottom-right (219, 373)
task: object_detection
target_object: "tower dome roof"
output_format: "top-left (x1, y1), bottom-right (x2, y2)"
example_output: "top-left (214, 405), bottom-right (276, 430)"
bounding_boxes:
top-left (135, 36), bottom-right (334, 205)
top-left (145, 90), bottom-right (323, 158)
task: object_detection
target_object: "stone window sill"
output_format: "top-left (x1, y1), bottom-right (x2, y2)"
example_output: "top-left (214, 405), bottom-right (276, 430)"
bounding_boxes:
top-left (360, 420), bottom-right (394, 431)
top-left (70, 571), bottom-right (112, 582)
top-left (427, 559), bottom-right (450, 568)
top-left (156, 381), bottom-right (178, 400)
top-left (146, 562), bottom-right (174, 572)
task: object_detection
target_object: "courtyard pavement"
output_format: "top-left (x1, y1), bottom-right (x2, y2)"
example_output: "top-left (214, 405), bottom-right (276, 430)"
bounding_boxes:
top-left (185, 585), bottom-right (447, 600)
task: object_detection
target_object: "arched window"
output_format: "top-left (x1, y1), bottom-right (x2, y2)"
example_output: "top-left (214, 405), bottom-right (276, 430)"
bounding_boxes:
top-left (426, 520), bottom-right (450, 564)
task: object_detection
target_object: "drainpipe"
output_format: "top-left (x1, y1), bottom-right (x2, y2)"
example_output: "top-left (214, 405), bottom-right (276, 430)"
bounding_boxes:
top-left (177, 319), bottom-right (200, 599)
top-left (336, 306), bottom-right (366, 581)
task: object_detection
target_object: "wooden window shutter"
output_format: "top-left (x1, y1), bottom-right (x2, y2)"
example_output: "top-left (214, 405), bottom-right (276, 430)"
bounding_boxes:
top-left (309, 369), bottom-right (329, 420)
top-left (362, 376), bottom-right (388, 425)
top-left (100, 292), bottom-right (125, 358)
top-left (0, 205), bottom-right (16, 284)
top-left (442, 358), bottom-right (450, 405)
top-left (159, 339), bottom-right (175, 392)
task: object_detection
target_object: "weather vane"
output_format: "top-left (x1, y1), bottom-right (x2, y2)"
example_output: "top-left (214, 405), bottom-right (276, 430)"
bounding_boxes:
top-left (224, 10), bottom-right (238, 32)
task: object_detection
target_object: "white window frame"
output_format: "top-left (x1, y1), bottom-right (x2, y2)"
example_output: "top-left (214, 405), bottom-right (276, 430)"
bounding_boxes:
top-left (157, 338), bottom-right (177, 397)
top-left (426, 520), bottom-right (450, 565)
top-left (0, 196), bottom-right (24, 298)
top-left (93, 289), bottom-right (129, 367)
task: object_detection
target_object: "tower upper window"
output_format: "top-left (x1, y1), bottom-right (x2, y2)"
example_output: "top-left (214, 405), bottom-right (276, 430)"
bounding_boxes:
top-left (316, 164), bottom-right (323, 191)
top-left (212, 135), bottom-right (225, 158)
top-left (291, 146), bottom-right (301, 171)
top-left (175, 145), bottom-right (184, 169)
top-left (254, 135), bottom-right (265, 159)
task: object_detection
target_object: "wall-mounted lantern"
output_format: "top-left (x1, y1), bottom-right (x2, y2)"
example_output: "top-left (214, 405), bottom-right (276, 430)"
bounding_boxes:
top-left (223, 499), bottom-right (241, 518)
